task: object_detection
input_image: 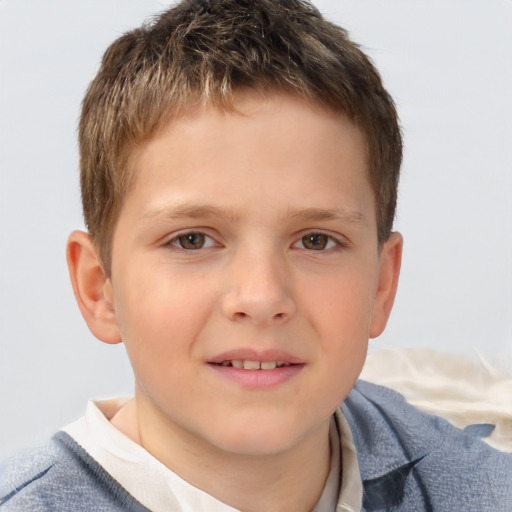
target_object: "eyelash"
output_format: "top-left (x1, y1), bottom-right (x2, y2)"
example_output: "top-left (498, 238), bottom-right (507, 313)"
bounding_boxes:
top-left (166, 231), bottom-right (218, 251)
top-left (293, 232), bottom-right (344, 252)
top-left (165, 230), bottom-right (346, 253)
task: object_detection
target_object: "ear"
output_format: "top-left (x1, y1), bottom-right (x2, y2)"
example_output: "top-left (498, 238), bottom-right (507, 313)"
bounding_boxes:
top-left (66, 230), bottom-right (122, 344)
top-left (369, 232), bottom-right (403, 338)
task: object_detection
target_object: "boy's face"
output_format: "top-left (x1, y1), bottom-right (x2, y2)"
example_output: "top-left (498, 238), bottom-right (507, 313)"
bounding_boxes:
top-left (100, 92), bottom-right (400, 457)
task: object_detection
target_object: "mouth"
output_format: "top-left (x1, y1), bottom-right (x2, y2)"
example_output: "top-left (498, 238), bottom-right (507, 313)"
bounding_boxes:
top-left (213, 360), bottom-right (294, 370)
top-left (207, 351), bottom-right (304, 388)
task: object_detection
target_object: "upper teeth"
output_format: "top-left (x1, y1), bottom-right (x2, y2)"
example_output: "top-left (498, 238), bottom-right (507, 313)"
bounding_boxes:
top-left (220, 360), bottom-right (291, 370)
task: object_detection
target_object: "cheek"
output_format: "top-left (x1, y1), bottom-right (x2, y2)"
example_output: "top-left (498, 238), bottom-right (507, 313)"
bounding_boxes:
top-left (115, 262), bottom-right (208, 332)
top-left (112, 266), bottom-right (220, 376)
top-left (303, 266), bottom-right (376, 343)
top-left (299, 267), bottom-right (374, 399)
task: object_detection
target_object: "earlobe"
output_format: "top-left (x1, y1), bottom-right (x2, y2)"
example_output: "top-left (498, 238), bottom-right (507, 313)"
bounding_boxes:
top-left (66, 231), bottom-right (122, 344)
top-left (369, 232), bottom-right (403, 339)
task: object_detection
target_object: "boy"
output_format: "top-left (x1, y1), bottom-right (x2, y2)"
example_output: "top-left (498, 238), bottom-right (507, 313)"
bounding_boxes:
top-left (1, 0), bottom-right (510, 510)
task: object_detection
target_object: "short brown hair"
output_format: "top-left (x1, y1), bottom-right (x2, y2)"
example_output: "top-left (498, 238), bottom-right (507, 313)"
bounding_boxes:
top-left (79, 0), bottom-right (402, 273)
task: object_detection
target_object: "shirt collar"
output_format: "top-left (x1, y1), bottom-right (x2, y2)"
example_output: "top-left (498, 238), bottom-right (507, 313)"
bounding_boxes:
top-left (63, 398), bottom-right (363, 512)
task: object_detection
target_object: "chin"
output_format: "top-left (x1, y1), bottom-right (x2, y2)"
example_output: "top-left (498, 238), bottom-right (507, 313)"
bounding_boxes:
top-left (216, 433), bottom-right (299, 457)
top-left (205, 413), bottom-right (317, 457)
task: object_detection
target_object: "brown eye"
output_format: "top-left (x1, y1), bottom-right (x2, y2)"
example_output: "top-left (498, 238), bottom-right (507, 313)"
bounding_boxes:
top-left (301, 233), bottom-right (330, 250)
top-left (177, 232), bottom-right (206, 250)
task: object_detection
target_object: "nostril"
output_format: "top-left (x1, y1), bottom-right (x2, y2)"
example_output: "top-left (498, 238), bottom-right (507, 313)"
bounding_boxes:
top-left (234, 311), bottom-right (286, 322)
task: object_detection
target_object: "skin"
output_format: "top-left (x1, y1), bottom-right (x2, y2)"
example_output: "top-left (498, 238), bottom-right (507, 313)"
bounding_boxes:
top-left (67, 91), bottom-right (402, 512)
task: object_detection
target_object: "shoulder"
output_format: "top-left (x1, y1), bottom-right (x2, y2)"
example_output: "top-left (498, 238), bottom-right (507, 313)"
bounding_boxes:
top-left (0, 432), bottom-right (148, 512)
top-left (343, 380), bottom-right (512, 512)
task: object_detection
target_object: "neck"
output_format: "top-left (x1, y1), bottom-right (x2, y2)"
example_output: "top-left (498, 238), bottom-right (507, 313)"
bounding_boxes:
top-left (111, 396), bottom-right (332, 512)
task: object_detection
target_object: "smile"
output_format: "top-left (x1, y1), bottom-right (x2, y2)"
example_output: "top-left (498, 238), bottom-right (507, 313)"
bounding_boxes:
top-left (216, 360), bottom-right (293, 370)
top-left (209, 359), bottom-right (303, 388)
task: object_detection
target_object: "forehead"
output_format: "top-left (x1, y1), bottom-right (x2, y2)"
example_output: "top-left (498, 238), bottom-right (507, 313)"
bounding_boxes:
top-left (121, 91), bottom-right (374, 228)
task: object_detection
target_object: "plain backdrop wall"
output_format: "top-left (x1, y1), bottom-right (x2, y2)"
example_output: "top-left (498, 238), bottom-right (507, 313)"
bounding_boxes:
top-left (1, 0), bottom-right (511, 459)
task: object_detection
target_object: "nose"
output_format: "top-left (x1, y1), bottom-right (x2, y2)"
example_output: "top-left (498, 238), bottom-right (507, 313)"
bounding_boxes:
top-left (221, 249), bottom-right (296, 326)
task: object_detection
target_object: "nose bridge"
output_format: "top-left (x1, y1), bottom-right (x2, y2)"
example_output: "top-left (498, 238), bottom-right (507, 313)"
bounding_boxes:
top-left (222, 240), bottom-right (296, 325)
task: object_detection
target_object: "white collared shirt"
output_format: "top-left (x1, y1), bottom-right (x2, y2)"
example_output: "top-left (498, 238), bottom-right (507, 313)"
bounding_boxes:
top-left (63, 399), bottom-right (362, 512)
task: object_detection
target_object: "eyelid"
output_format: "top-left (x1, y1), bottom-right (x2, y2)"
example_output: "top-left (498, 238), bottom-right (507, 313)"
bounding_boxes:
top-left (292, 230), bottom-right (348, 251)
top-left (165, 229), bottom-right (221, 250)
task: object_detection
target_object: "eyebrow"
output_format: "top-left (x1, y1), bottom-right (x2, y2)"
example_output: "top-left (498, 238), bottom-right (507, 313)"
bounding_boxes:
top-left (287, 207), bottom-right (367, 226)
top-left (141, 202), bottom-right (367, 226)
top-left (141, 203), bottom-right (239, 222)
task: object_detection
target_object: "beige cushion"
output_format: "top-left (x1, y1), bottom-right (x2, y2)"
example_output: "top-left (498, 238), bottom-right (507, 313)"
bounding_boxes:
top-left (361, 348), bottom-right (512, 453)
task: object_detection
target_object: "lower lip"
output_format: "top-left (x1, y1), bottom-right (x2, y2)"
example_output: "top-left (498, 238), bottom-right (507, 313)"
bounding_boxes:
top-left (208, 363), bottom-right (304, 389)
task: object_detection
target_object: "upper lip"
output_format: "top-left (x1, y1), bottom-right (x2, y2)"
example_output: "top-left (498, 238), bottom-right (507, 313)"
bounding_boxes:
top-left (208, 348), bottom-right (304, 365)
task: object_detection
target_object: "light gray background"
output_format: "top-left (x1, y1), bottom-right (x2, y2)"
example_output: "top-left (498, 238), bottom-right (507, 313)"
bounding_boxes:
top-left (1, 0), bottom-right (511, 459)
